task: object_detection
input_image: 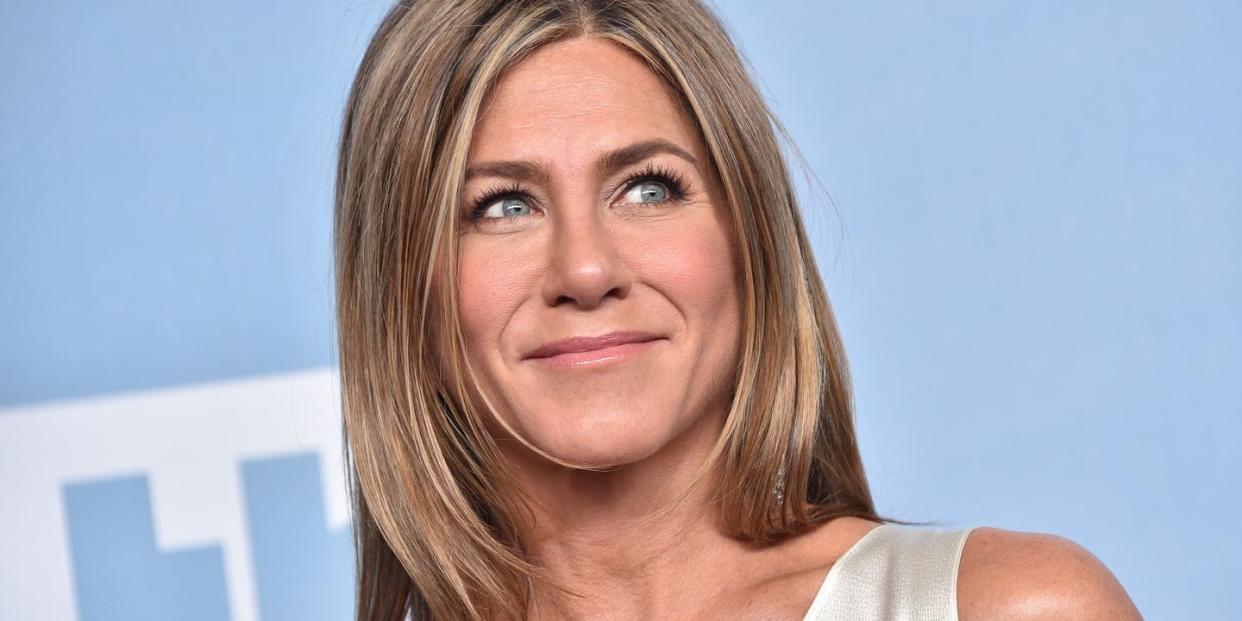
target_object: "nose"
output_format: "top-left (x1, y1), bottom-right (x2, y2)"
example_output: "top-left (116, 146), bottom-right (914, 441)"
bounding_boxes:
top-left (541, 210), bottom-right (631, 310)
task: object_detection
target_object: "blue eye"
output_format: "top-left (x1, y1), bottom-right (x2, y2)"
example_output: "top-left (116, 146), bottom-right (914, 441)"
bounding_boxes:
top-left (624, 181), bottom-right (670, 204)
top-left (480, 196), bottom-right (532, 219)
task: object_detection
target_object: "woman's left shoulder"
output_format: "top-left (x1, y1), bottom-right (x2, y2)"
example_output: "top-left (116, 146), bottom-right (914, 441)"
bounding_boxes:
top-left (956, 526), bottom-right (1143, 621)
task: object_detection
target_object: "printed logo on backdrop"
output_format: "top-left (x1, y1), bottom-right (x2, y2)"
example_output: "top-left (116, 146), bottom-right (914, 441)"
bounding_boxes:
top-left (0, 369), bottom-right (353, 621)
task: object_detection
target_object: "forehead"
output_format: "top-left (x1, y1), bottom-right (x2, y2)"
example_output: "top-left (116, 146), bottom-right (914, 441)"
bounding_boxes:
top-left (468, 37), bottom-right (701, 165)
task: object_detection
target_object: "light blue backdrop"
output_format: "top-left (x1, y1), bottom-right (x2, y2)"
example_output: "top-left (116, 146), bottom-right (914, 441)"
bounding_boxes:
top-left (2, 1), bottom-right (1238, 619)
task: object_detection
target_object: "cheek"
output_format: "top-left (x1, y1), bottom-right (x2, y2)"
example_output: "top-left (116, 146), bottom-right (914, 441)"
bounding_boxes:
top-left (456, 238), bottom-right (535, 356)
top-left (628, 215), bottom-right (741, 327)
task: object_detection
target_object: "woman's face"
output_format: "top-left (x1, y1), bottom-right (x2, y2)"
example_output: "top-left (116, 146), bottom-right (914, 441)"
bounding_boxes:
top-left (456, 37), bottom-right (742, 468)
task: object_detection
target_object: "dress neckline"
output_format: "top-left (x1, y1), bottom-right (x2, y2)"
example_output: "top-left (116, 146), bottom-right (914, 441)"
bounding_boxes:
top-left (798, 522), bottom-right (891, 620)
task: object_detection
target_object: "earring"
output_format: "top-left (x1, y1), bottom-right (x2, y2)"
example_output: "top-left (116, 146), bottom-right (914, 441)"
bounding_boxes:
top-left (772, 463), bottom-right (787, 506)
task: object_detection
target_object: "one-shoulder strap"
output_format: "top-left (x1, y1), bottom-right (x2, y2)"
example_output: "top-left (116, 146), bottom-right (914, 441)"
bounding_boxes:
top-left (802, 524), bottom-right (976, 621)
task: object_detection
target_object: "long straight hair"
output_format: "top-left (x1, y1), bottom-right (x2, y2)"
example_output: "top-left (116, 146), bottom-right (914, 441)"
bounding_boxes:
top-left (334, 1), bottom-right (881, 618)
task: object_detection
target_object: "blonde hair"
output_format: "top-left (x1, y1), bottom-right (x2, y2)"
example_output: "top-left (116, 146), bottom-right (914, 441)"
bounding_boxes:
top-left (334, 1), bottom-right (881, 618)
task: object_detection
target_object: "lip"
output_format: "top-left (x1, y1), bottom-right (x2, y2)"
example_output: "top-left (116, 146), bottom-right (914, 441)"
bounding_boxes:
top-left (525, 331), bottom-right (664, 368)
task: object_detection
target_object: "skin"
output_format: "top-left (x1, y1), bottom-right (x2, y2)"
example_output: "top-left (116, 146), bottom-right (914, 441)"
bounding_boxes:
top-left (453, 36), bottom-right (1141, 620)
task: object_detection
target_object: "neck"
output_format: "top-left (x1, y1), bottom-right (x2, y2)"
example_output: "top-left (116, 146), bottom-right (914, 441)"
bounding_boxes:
top-left (500, 406), bottom-right (748, 619)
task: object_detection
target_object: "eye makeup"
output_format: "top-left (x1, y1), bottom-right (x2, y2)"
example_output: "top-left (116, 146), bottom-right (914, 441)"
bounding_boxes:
top-left (465, 161), bottom-right (691, 222)
top-left (616, 162), bottom-right (689, 205)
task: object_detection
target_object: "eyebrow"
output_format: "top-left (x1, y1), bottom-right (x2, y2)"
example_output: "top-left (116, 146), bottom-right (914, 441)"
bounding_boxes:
top-left (464, 138), bottom-right (699, 184)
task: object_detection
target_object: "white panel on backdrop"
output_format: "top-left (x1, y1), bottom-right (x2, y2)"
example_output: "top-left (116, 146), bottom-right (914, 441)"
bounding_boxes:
top-left (0, 368), bottom-right (349, 621)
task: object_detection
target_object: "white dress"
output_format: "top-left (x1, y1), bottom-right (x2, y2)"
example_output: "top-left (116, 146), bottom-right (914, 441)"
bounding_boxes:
top-left (801, 524), bottom-right (977, 621)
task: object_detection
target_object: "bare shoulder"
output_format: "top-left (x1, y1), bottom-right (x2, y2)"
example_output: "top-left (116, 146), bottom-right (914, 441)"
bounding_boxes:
top-left (957, 527), bottom-right (1143, 621)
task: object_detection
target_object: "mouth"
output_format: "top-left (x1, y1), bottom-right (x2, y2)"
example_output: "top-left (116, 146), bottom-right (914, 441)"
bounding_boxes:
top-left (524, 331), bottom-right (665, 368)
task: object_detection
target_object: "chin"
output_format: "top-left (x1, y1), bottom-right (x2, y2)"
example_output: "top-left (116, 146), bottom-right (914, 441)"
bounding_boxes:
top-left (507, 397), bottom-right (685, 469)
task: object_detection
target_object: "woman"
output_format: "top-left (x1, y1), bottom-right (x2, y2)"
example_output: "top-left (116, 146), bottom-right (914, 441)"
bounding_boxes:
top-left (333, 1), bottom-right (1141, 619)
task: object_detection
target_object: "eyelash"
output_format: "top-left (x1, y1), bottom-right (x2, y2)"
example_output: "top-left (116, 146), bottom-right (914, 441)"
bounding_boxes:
top-left (467, 162), bottom-right (690, 221)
